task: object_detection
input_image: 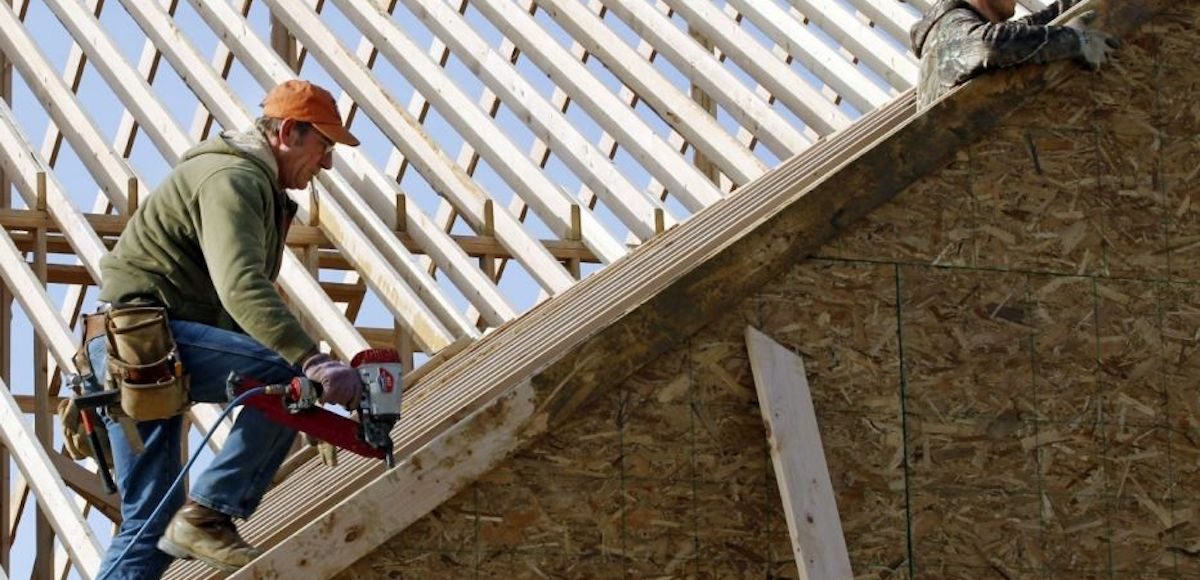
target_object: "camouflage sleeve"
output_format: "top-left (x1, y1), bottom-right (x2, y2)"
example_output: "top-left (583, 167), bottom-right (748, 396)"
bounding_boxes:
top-left (948, 11), bottom-right (1084, 70)
top-left (1016, 0), bottom-right (1082, 26)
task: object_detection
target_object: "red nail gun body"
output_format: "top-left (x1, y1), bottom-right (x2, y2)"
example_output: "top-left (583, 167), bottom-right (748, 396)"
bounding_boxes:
top-left (227, 349), bottom-right (404, 467)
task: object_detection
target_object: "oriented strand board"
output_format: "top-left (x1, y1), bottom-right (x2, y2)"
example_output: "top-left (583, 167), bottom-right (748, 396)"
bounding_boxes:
top-left (972, 126), bottom-right (1104, 275)
top-left (900, 266), bottom-right (1034, 419)
top-left (823, 151), bottom-right (975, 267)
top-left (1029, 274), bottom-right (1100, 423)
top-left (1096, 125), bottom-right (1168, 279)
top-left (754, 261), bottom-right (901, 416)
top-left (1161, 135), bottom-right (1200, 281)
top-left (1095, 279), bottom-right (1165, 426)
top-left (344, 3), bottom-right (1196, 578)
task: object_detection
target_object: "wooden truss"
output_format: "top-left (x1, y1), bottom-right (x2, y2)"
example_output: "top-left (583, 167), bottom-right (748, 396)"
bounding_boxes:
top-left (0, 0), bottom-right (1061, 577)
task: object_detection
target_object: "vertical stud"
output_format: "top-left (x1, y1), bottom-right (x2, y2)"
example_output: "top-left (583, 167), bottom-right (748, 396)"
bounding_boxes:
top-left (567, 204), bottom-right (582, 279)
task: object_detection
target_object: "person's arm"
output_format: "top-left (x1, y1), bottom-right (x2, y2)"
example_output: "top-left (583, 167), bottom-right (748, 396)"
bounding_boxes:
top-left (1017, 0), bottom-right (1082, 26)
top-left (196, 169), bottom-right (317, 364)
top-left (949, 10), bottom-right (1084, 69)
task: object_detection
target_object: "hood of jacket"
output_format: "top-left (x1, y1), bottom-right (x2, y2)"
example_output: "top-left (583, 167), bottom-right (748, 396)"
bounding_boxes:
top-left (911, 0), bottom-right (976, 58)
top-left (180, 128), bottom-right (280, 184)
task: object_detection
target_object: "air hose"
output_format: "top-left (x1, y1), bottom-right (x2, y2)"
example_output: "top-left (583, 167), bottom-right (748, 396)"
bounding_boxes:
top-left (96, 385), bottom-right (269, 579)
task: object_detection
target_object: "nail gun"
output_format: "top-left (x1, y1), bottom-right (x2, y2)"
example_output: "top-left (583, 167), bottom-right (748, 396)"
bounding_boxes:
top-left (227, 348), bottom-right (404, 468)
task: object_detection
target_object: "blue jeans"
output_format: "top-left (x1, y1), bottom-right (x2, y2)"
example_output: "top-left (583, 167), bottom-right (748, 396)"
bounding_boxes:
top-left (85, 320), bottom-right (300, 580)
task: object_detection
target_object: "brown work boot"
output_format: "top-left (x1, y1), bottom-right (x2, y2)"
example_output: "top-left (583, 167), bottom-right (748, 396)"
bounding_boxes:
top-left (156, 500), bottom-right (263, 572)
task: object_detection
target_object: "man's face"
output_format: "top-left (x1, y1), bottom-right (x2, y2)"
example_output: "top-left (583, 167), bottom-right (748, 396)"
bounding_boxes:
top-left (274, 119), bottom-right (334, 190)
top-left (978, 0), bottom-right (1018, 22)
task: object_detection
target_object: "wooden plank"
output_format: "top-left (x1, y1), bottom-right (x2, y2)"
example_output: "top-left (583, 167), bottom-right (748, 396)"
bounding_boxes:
top-left (846, 0), bottom-right (918, 48)
top-left (0, 104), bottom-right (106, 282)
top-left (0, 378), bottom-right (101, 578)
top-left (203, 2), bottom-right (1169, 577)
top-left (45, 454), bottom-right (119, 524)
top-left (515, 0), bottom-right (768, 185)
top-left (230, 381), bottom-right (537, 578)
top-left (39, 0), bottom-right (370, 359)
top-left (0, 0), bottom-right (11, 570)
top-left (0, 1), bottom-right (139, 212)
top-left (0, 221), bottom-right (79, 371)
top-left (180, 0), bottom-right (577, 298)
top-left (264, 0), bottom-right (627, 264)
top-left (119, 0), bottom-right (513, 332)
top-left (745, 326), bottom-right (852, 580)
top-left (31, 175), bottom-right (52, 580)
top-left (782, 0), bottom-right (916, 91)
top-left (600, 0), bottom-right (830, 153)
top-left (669, 0), bottom-right (890, 114)
top-left (341, 0), bottom-right (675, 239)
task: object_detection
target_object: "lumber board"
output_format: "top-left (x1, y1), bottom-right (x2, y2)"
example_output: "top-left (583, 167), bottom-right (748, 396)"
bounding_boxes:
top-left (40, 0), bottom-right (369, 359)
top-left (0, 377), bottom-right (101, 578)
top-left (745, 326), bottom-right (852, 580)
top-left (187, 0), bottom-right (1172, 577)
top-left (515, 0), bottom-right (768, 185)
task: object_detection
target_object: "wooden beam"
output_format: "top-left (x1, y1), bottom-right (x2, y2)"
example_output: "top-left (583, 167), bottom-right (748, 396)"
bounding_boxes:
top-left (340, 0), bottom-right (674, 240)
top-left (0, 0), bottom-right (11, 569)
top-left (480, 0), bottom-right (767, 186)
top-left (205, 2), bottom-right (1166, 577)
top-left (0, 210), bottom-right (600, 262)
top-left (668, 0), bottom-right (890, 114)
top-left (118, 0), bottom-right (484, 343)
top-left (32, 173), bottom-right (53, 580)
top-left (45, 454), bottom-right (120, 524)
top-left (179, 0), bottom-right (578, 300)
top-left (599, 0), bottom-right (826, 154)
top-left (39, 0), bottom-right (370, 359)
top-left (264, 0), bottom-right (629, 265)
top-left (231, 382), bottom-right (537, 578)
top-left (0, 378), bottom-right (101, 578)
top-left (783, 0), bottom-right (917, 91)
top-left (745, 326), bottom-right (852, 580)
top-left (845, 0), bottom-right (918, 48)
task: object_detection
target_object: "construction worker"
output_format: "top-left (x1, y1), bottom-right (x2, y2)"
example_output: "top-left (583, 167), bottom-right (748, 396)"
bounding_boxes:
top-left (84, 80), bottom-right (363, 578)
top-left (911, 0), bottom-right (1122, 110)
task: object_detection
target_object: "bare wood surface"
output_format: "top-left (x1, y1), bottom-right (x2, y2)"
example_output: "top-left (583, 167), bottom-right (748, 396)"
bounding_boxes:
top-left (207, 2), bottom-right (1171, 578)
top-left (745, 326), bottom-right (852, 580)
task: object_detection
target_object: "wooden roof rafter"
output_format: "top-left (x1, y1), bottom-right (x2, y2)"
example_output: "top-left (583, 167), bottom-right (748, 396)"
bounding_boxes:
top-left (0, 0), bottom-right (1088, 576)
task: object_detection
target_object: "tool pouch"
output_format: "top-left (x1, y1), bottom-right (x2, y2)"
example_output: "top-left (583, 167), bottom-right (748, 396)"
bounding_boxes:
top-left (104, 306), bottom-right (190, 421)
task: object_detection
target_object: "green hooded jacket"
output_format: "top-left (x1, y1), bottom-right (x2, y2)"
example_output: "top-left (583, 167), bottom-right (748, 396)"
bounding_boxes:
top-left (99, 130), bottom-right (317, 364)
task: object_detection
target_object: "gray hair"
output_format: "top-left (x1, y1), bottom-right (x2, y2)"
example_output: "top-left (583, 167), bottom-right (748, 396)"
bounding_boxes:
top-left (254, 116), bottom-right (312, 142)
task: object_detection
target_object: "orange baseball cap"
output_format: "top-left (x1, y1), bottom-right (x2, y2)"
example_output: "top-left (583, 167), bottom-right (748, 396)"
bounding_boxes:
top-left (261, 80), bottom-right (360, 147)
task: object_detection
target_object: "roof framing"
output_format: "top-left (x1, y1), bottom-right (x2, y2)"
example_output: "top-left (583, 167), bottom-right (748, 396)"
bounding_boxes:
top-left (0, 0), bottom-right (1062, 576)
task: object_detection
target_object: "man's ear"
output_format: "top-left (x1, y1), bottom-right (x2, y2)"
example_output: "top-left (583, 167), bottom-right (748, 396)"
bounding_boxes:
top-left (277, 118), bottom-right (299, 147)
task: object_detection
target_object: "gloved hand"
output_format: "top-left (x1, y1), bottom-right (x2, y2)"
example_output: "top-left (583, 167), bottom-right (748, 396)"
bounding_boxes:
top-left (1066, 10), bottom-right (1121, 70)
top-left (301, 352), bottom-right (361, 408)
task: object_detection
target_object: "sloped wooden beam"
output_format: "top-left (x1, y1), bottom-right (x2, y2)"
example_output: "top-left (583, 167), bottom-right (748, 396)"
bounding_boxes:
top-left (599, 0), bottom-right (819, 155)
top-left (38, 0), bottom-right (371, 358)
top-left (212, 2), bottom-right (1164, 577)
top-left (0, 377), bottom-right (101, 578)
top-left (505, 0), bottom-right (767, 185)
top-left (339, 0), bottom-right (671, 241)
top-left (668, 0), bottom-right (890, 114)
top-left (745, 326), bottom-right (852, 580)
top-left (783, 0), bottom-right (917, 91)
top-left (264, 0), bottom-right (628, 264)
top-left (180, 0), bottom-right (577, 299)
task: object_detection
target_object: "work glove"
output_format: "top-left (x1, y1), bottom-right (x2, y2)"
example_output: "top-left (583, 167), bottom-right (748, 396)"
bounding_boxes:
top-left (302, 352), bottom-right (361, 408)
top-left (1066, 10), bottom-right (1121, 70)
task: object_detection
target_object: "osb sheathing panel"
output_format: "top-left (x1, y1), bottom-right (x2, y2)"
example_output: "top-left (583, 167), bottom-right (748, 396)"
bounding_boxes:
top-left (343, 4), bottom-right (1200, 579)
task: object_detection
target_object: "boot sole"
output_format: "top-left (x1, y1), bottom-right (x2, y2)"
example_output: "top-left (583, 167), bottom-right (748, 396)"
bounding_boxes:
top-left (156, 536), bottom-right (241, 573)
